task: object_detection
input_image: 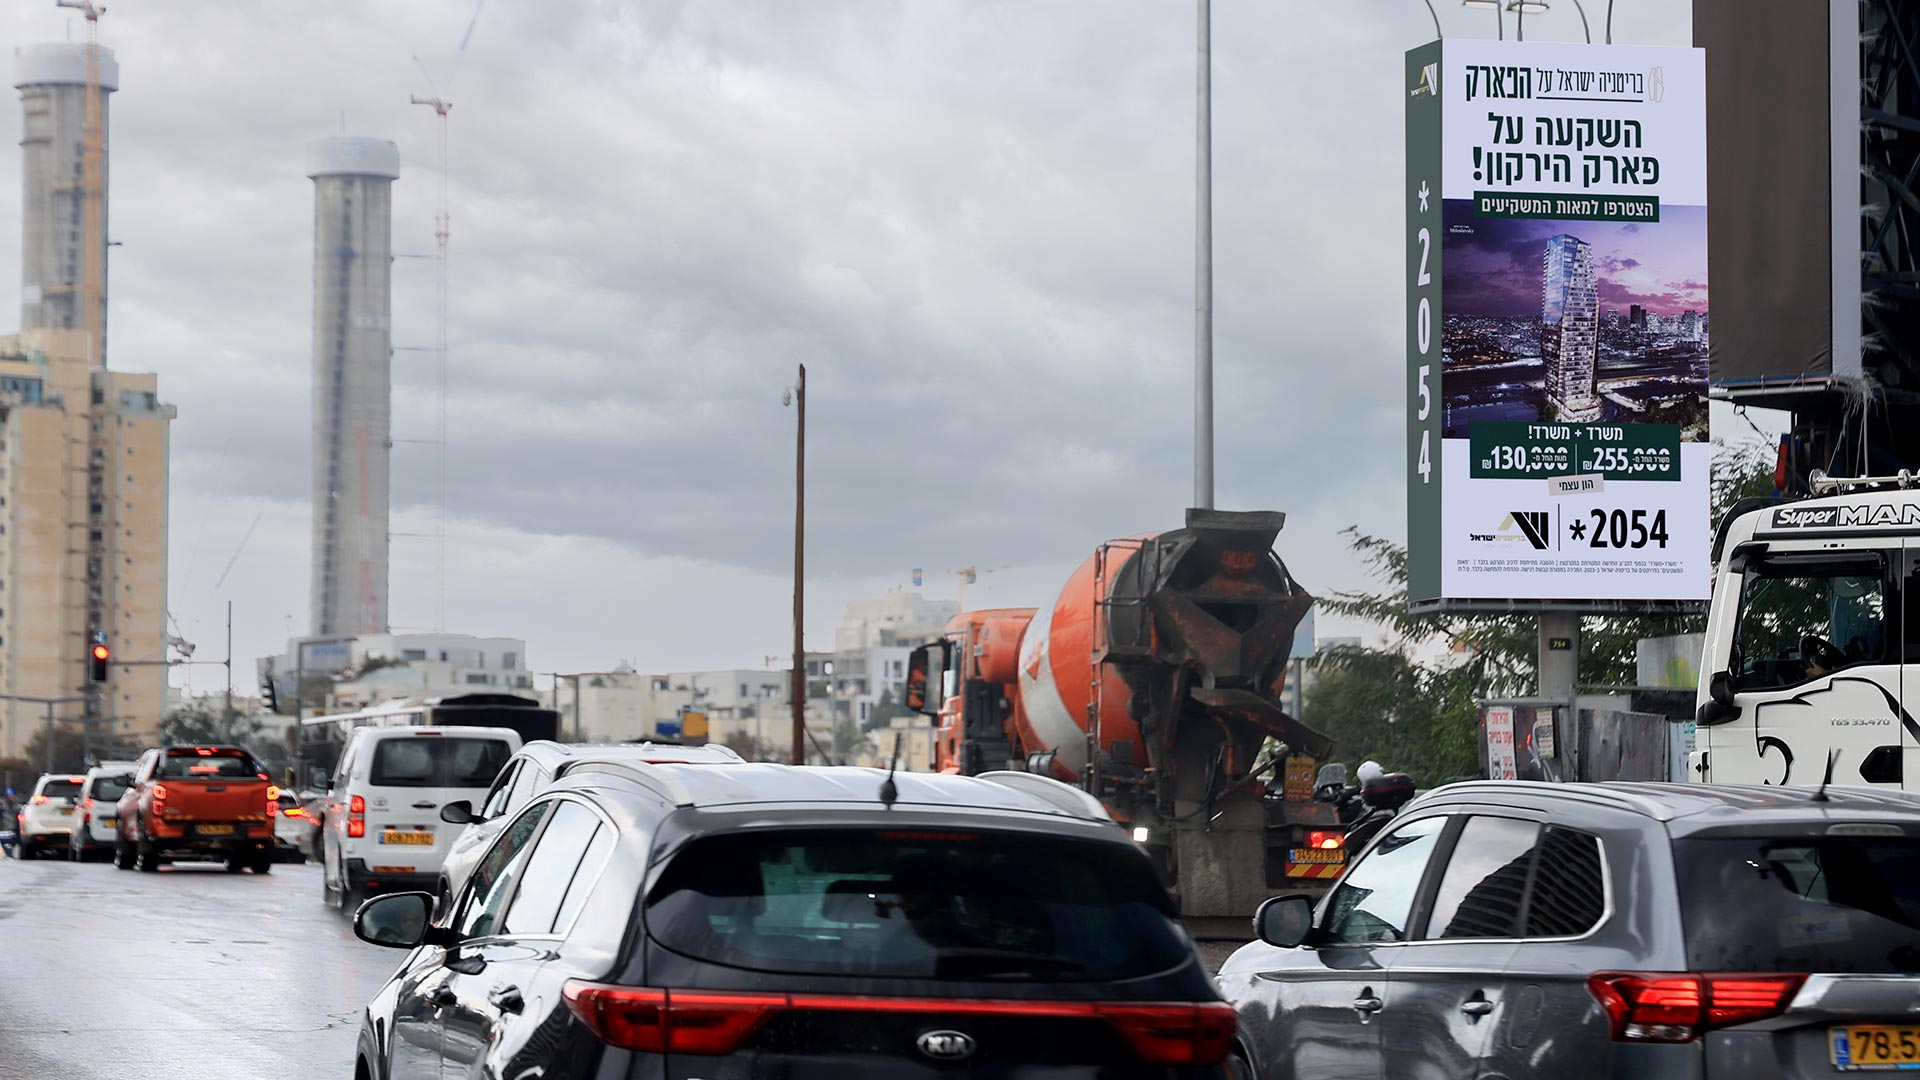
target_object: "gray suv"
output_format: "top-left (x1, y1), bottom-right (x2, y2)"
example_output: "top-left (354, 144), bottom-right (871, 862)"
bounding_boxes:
top-left (1219, 781), bottom-right (1920, 1079)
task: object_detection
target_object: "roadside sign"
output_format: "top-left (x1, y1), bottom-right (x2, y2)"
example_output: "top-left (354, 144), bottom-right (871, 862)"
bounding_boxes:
top-left (1407, 39), bottom-right (1710, 607)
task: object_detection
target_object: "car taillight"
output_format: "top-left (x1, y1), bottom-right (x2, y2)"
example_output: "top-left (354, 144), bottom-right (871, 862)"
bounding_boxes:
top-left (151, 784), bottom-right (167, 805)
top-left (560, 983), bottom-right (1236, 1064)
top-left (1306, 830), bottom-right (1344, 850)
top-left (1588, 972), bottom-right (1806, 1042)
top-left (30, 795), bottom-right (47, 805)
top-left (284, 807), bottom-right (304, 818)
top-left (347, 794), bottom-right (366, 838)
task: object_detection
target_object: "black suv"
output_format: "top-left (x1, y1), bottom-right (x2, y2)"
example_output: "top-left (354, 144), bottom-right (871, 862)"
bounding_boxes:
top-left (351, 761), bottom-right (1233, 1079)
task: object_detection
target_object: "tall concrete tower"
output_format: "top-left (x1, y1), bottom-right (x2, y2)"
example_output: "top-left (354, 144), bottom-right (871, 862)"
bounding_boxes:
top-left (307, 136), bottom-right (398, 638)
top-left (14, 43), bottom-right (117, 362)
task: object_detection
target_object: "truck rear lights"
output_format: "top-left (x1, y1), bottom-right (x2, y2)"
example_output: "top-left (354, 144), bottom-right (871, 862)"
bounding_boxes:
top-left (1306, 831), bottom-right (1343, 850)
top-left (561, 983), bottom-right (1237, 1064)
top-left (347, 794), bottom-right (366, 838)
top-left (1588, 972), bottom-right (1807, 1042)
top-left (151, 783), bottom-right (167, 809)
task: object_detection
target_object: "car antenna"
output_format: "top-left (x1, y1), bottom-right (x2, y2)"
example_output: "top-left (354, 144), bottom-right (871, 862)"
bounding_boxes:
top-left (1811, 748), bottom-right (1839, 803)
top-left (879, 733), bottom-right (903, 808)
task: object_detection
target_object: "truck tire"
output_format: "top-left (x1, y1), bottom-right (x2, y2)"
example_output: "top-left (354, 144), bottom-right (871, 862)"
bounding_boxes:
top-left (136, 830), bottom-right (160, 873)
top-left (251, 852), bottom-right (273, 875)
top-left (113, 834), bottom-right (134, 870)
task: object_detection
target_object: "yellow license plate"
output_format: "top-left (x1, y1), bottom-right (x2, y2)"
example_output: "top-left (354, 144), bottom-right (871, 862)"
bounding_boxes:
top-left (1289, 847), bottom-right (1345, 865)
top-left (196, 824), bottom-right (233, 835)
top-left (381, 831), bottom-right (433, 845)
top-left (1833, 1025), bottom-right (1920, 1069)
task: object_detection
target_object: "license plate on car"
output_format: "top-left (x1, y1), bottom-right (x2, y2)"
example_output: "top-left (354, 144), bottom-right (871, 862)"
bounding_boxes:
top-left (381, 831), bottom-right (433, 845)
top-left (196, 824), bottom-right (234, 835)
top-left (1289, 847), bottom-right (1345, 865)
top-left (1832, 1025), bottom-right (1920, 1069)
top-left (57, 807), bottom-right (73, 816)
top-left (100, 818), bottom-right (115, 827)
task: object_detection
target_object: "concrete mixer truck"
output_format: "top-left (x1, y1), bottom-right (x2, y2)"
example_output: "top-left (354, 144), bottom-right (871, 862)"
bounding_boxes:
top-left (902, 508), bottom-right (1345, 925)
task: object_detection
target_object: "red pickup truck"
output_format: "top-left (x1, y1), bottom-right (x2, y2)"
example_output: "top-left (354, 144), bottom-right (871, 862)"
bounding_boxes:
top-left (115, 745), bottom-right (277, 873)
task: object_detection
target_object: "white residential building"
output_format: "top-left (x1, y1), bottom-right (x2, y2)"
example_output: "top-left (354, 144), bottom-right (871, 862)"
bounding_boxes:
top-left (270, 632), bottom-right (532, 713)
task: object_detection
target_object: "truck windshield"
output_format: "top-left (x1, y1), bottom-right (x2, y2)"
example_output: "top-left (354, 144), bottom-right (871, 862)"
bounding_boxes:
top-left (1732, 554), bottom-right (1887, 690)
top-left (1677, 833), bottom-right (1920, 973)
top-left (645, 828), bottom-right (1190, 980)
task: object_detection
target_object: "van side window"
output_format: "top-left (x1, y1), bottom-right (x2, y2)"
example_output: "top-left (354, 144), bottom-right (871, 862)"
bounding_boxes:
top-left (1732, 554), bottom-right (1887, 691)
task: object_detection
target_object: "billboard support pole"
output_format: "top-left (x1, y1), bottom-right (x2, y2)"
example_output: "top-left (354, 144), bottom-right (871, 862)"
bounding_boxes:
top-left (1193, 0), bottom-right (1213, 511)
top-left (1539, 609), bottom-right (1580, 730)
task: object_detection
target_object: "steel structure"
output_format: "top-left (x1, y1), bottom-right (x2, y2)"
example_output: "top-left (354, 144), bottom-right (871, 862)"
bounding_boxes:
top-left (306, 136), bottom-right (399, 639)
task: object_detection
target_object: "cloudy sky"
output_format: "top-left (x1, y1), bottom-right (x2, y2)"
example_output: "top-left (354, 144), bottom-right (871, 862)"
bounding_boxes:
top-left (0, 1), bottom-right (1696, 693)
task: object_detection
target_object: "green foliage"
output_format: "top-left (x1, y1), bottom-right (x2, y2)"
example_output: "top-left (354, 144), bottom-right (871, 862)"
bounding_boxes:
top-left (863, 686), bottom-right (910, 731)
top-left (160, 702), bottom-right (262, 747)
top-left (832, 717), bottom-right (875, 762)
top-left (1305, 441), bottom-right (1778, 783)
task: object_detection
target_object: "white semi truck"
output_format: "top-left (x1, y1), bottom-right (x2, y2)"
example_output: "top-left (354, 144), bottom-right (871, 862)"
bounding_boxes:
top-left (1692, 476), bottom-right (1920, 787)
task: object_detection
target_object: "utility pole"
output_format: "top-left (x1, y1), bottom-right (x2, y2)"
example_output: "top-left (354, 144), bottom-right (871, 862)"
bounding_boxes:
top-left (787, 365), bottom-right (807, 765)
top-left (1193, 0), bottom-right (1214, 511)
top-left (223, 600), bottom-right (233, 739)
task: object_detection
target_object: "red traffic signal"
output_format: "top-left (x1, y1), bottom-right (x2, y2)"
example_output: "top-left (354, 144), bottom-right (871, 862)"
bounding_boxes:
top-left (89, 642), bottom-right (110, 683)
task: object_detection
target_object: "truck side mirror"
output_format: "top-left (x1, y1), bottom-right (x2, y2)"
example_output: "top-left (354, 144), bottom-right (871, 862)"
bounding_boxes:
top-left (904, 642), bottom-right (947, 717)
top-left (1696, 670), bottom-right (1742, 727)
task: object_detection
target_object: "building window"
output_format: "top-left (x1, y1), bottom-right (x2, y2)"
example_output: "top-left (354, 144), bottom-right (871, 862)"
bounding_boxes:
top-left (401, 649), bottom-right (427, 661)
top-left (502, 652), bottom-right (517, 670)
top-left (465, 673), bottom-right (488, 685)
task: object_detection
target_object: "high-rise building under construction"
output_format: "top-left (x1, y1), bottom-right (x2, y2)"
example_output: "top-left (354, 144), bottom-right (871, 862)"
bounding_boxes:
top-left (307, 136), bottom-right (398, 638)
top-left (14, 43), bottom-right (115, 360)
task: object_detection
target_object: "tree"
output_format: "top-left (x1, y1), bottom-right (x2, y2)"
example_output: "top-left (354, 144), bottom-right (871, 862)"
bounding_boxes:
top-left (863, 686), bottom-right (911, 731)
top-left (16, 726), bottom-right (89, 776)
top-left (1306, 440), bottom-right (1779, 783)
top-left (832, 718), bottom-right (875, 763)
top-left (719, 730), bottom-right (777, 762)
top-left (160, 702), bottom-right (261, 747)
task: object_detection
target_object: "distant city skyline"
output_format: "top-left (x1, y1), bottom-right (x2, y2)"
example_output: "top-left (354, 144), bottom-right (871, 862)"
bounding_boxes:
top-left (1443, 203), bottom-right (1708, 318)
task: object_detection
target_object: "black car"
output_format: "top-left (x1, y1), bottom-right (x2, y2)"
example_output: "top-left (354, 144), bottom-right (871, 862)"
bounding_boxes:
top-left (351, 761), bottom-right (1235, 1078)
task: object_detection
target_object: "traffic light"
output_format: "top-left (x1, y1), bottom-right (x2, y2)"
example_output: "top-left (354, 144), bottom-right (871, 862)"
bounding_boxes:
top-left (89, 640), bottom-right (110, 683)
top-left (261, 671), bottom-right (279, 714)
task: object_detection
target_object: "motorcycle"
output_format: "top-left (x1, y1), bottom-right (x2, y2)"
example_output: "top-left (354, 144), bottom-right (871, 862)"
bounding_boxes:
top-left (1314, 761), bottom-right (1417, 854)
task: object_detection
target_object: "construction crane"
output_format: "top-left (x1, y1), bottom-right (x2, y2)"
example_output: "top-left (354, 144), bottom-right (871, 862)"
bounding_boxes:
top-left (411, 63), bottom-right (451, 634)
top-left (945, 564), bottom-right (1010, 613)
top-left (56, 0), bottom-right (105, 368)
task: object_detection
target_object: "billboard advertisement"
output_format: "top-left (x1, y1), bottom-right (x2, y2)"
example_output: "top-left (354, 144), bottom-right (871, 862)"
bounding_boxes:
top-left (1407, 40), bottom-right (1710, 607)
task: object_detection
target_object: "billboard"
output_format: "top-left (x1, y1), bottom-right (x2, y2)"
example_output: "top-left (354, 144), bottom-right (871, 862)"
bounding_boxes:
top-left (1407, 40), bottom-right (1710, 607)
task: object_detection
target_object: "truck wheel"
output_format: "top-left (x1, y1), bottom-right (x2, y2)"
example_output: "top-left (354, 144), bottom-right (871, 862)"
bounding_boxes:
top-left (251, 852), bottom-right (273, 875)
top-left (136, 833), bottom-right (160, 873)
top-left (113, 834), bottom-right (134, 870)
top-left (225, 853), bottom-right (247, 872)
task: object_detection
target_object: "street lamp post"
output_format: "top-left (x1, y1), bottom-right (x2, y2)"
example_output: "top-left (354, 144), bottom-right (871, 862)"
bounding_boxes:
top-left (783, 365), bottom-right (806, 765)
top-left (1194, 0), bottom-right (1213, 511)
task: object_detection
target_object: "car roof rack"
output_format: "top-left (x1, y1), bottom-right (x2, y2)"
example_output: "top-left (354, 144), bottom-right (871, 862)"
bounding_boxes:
top-left (974, 771), bottom-right (1113, 822)
top-left (560, 761), bottom-right (696, 808)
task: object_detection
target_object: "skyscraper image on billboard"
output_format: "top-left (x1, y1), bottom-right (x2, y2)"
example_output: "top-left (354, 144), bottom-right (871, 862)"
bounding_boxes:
top-left (1437, 204), bottom-right (1708, 441)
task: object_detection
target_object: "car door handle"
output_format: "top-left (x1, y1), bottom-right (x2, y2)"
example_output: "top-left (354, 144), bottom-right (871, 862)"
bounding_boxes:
top-left (1351, 996), bottom-right (1384, 1013)
top-left (412, 801), bottom-right (437, 810)
top-left (429, 987), bottom-right (458, 1009)
top-left (1461, 1000), bottom-right (1495, 1017)
top-left (488, 985), bottom-right (524, 1013)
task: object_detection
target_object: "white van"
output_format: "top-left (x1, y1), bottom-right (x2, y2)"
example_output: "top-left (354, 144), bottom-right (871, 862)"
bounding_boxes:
top-left (1694, 478), bottom-right (1920, 788)
top-left (318, 725), bottom-right (518, 909)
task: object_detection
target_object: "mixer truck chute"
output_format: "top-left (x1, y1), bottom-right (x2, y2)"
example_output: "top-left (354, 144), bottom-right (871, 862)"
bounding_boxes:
top-left (903, 508), bottom-right (1341, 921)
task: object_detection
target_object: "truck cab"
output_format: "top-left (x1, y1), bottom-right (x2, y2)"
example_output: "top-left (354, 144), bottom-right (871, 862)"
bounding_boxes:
top-left (1694, 483), bottom-right (1920, 788)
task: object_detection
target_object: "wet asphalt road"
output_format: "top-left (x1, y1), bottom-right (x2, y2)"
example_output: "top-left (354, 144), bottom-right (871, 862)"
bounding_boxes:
top-left (0, 853), bottom-right (398, 1080)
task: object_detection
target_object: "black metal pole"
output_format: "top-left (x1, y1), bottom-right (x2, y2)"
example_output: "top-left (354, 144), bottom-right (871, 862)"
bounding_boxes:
top-left (791, 364), bottom-right (807, 766)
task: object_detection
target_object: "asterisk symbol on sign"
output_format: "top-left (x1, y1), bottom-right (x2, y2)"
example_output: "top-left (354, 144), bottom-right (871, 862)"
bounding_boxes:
top-left (1569, 518), bottom-right (1588, 540)
top-left (1417, 180), bottom-right (1431, 212)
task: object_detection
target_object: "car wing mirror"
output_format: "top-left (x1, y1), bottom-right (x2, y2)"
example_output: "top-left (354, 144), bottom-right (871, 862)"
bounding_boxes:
top-left (1254, 894), bottom-right (1317, 949)
top-left (353, 891), bottom-right (439, 950)
top-left (1696, 670), bottom-right (1743, 727)
top-left (439, 800), bottom-right (474, 825)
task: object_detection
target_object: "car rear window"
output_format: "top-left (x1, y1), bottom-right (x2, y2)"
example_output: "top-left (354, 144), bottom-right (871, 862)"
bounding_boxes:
top-left (370, 737), bottom-right (511, 788)
top-left (39, 780), bottom-right (81, 799)
top-left (87, 775), bottom-right (130, 801)
top-left (159, 751), bottom-right (258, 779)
top-left (1677, 833), bottom-right (1920, 973)
top-left (645, 828), bottom-right (1190, 981)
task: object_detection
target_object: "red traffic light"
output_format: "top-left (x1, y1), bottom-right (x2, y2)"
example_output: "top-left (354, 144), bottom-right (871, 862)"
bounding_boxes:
top-left (91, 644), bottom-right (110, 661)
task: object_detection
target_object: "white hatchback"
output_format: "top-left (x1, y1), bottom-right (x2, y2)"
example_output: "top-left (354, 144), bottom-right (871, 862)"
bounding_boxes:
top-left (69, 767), bottom-right (135, 862)
top-left (16, 774), bottom-right (84, 859)
top-left (318, 725), bottom-right (519, 910)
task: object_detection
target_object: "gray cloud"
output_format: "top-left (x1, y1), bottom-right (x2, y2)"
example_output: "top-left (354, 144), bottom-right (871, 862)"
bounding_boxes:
top-left (0, 1), bottom-right (1694, 677)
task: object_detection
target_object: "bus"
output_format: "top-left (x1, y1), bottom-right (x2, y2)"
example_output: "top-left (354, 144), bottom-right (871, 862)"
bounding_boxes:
top-left (293, 693), bottom-right (561, 792)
